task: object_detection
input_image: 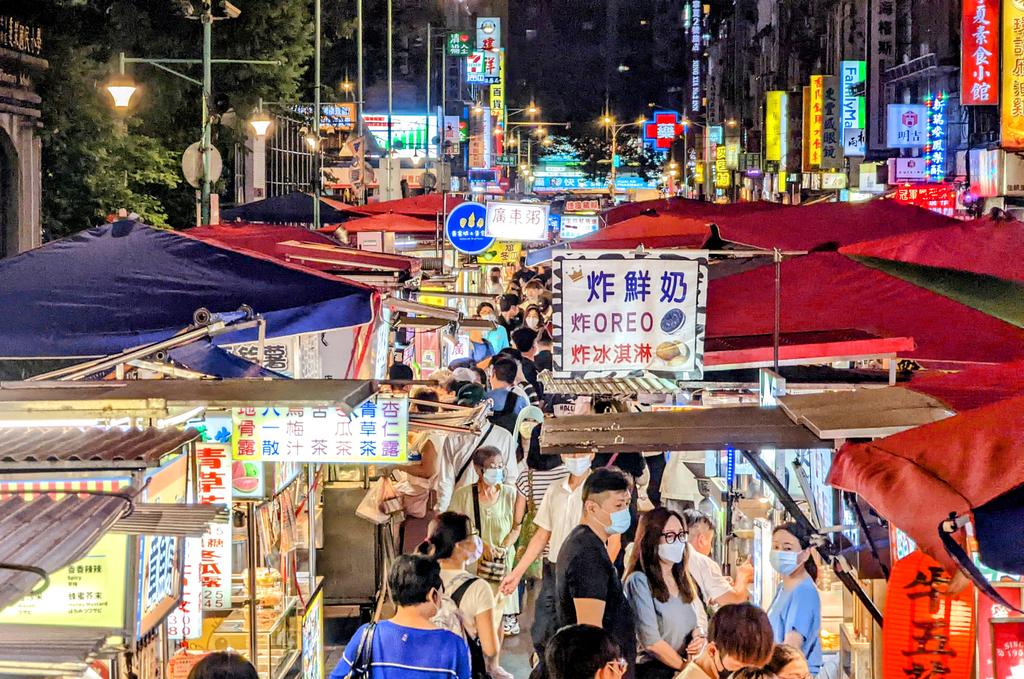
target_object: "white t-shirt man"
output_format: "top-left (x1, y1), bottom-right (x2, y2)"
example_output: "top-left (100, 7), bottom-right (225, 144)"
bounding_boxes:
top-left (661, 451), bottom-right (705, 506)
top-left (532, 470), bottom-right (589, 563)
top-left (686, 544), bottom-right (734, 630)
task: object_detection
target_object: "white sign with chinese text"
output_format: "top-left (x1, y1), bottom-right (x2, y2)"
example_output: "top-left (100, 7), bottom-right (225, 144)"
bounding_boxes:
top-left (197, 445), bottom-right (232, 611)
top-left (552, 250), bottom-right (708, 380)
top-left (485, 201), bottom-right (550, 241)
top-left (560, 214), bottom-right (600, 240)
top-left (166, 537), bottom-right (202, 639)
top-left (231, 397), bottom-right (409, 464)
top-left (476, 17), bottom-right (501, 51)
top-left (886, 104), bottom-right (928, 148)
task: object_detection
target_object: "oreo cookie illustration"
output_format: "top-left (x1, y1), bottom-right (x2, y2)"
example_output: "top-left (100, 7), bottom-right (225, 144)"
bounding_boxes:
top-left (660, 308), bottom-right (686, 335)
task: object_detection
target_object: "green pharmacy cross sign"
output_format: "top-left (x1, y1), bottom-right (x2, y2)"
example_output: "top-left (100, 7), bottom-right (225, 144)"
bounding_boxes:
top-left (447, 32), bottom-right (475, 57)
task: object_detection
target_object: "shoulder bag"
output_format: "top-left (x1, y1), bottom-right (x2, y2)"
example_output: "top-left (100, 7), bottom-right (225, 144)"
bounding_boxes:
top-left (472, 485), bottom-right (509, 582)
top-left (344, 622), bottom-right (376, 678)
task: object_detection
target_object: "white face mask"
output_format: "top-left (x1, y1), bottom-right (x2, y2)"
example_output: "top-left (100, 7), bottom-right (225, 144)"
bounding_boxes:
top-left (526, 317), bottom-right (540, 329)
top-left (658, 541), bottom-right (687, 564)
top-left (466, 535), bottom-right (484, 564)
top-left (563, 456), bottom-right (592, 477)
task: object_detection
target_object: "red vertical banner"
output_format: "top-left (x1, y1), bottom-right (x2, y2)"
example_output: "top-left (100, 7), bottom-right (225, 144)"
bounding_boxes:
top-left (963, 0), bottom-right (1000, 105)
top-left (977, 588), bottom-right (1024, 679)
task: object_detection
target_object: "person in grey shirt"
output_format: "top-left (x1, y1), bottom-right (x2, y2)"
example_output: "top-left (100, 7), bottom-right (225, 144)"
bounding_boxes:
top-left (624, 508), bottom-right (706, 679)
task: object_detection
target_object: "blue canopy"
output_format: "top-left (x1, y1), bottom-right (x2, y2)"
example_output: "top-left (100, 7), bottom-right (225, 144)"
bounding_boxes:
top-left (0, 220), bottom-right (375, 358)
top-left (168, 341), bottom-right (287, 379)
top-left (221, 191), bottom-right (357, 224)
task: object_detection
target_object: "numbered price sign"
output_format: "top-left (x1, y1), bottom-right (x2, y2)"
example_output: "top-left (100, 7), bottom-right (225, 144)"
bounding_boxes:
top-left (445, 202), bottom-right (494, 255)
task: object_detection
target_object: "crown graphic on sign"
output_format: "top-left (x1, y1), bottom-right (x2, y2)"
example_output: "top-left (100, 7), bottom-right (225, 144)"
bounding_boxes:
top-left (568, 266), bottom-right (584, 283)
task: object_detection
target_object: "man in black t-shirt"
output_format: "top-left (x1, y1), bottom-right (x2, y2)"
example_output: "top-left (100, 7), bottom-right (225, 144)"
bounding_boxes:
top-left (555, 467), bottom-right (637, 678)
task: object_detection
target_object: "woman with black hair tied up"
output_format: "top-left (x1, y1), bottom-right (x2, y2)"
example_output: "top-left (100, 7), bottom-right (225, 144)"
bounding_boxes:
top-left (186, 652), bottom-right (257, 679)
top-left (420, 512), bottom-right (512, 679)
top-left (767, 522), bottom-right (823, 677)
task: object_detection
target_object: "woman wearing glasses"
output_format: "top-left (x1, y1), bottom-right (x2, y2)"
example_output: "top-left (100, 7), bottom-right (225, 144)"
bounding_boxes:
top-left (624, 507), bottom-right (706, 679)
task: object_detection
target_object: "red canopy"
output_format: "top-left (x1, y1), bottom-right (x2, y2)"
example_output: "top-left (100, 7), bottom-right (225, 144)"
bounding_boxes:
top-left (706, 252), bottom-right (1024, 365)
top-left (828, 394), bottom-right (1024, 573)
top-left (352, 193), bottom-right (465, 217)
top-left (604, 198), bottom-right (784, 225)
top-left (840, 216), bottom-right (1024, 283)
top-left (328, 213), bottom-right (439, 234)
top-left (715, 200), bottom-right (957, 251)
top-left (570, 212), bottom-right (710, 249)
top-left (908, 361), bottom-right (1024, 412)
top-left (188, 223), bottom-right (339, 255)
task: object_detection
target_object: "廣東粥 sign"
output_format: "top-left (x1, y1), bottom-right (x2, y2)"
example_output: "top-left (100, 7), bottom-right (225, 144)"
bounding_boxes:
top-left (552, 250), bottom-right (708, 380)
top-left (445, 201), bottom-right (494, 254)
top-left (485, 201), bottom-right (549, 241)
top-left (231, 397), bottom-right (409, 463)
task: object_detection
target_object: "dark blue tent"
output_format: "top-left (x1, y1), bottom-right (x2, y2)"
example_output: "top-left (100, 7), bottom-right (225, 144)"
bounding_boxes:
top-left (0, 220), bottom-right (375, 358)
top-left (221, 191), bottom-right (359, 224)
top-left (168, 341), bottom-right (287, 379)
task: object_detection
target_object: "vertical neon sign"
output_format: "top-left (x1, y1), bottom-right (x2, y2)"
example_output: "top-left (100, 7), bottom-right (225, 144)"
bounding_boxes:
top-left (924, 92), bottom-right (947, 182)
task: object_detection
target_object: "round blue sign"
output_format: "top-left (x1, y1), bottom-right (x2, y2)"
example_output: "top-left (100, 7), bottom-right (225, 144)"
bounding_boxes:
top-left (445, 201), bottom-right (495, 255)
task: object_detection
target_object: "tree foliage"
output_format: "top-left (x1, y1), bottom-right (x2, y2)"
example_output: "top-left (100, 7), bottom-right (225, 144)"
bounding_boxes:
top-left (543, 129), bottom-right (664, 182)
top-left (25, 0), bottom-right (314, 238)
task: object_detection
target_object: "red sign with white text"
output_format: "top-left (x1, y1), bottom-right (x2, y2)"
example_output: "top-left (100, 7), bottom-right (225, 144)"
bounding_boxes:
top-left (893, 183), bottom-right (957, 217)
top-left (978, 588), bottom-right (1024, 679)
top-left (962, 0), bottom-right (999, 105)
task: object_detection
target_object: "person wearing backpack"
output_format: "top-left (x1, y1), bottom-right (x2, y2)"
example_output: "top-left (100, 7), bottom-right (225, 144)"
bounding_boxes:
top-left (421, 512), bottom-right (513, 679)
top-left (329, 555), bottom-right (470, 679)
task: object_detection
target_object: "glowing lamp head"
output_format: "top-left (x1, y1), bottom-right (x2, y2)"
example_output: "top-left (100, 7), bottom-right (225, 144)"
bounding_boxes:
top-left (106, 76), bottom-right (138, 108)
top-left (249, 112), bottom-right (272, 137)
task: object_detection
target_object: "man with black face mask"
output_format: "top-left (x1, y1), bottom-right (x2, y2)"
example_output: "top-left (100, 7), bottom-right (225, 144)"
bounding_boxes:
top-left (676, 604), bottom-right (774, 679)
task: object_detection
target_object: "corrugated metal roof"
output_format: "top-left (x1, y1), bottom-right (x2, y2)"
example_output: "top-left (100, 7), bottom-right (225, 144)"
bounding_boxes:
top-left (541, 407), bottom-right (824, 454)
top-left (0, 427), bottom-right (199, 470)
top-left (111, 502), bottom-right (230, 537)
top-left (0, 625), bottom-right (109, 677)
top-left (539, 372), bottom-right (680, 397)
top-left (778, 387), bottom-right (954, 439)
top-left (0, 494), bottom-right (128, 612)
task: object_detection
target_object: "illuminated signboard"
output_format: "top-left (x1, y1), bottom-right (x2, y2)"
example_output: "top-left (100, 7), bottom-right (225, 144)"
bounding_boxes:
top-left (893, 183), bottom-right (956, 217)
top-left (642, 111), bottom-right (682, 151)
top-left (446, 31), bottom-right (474, 57)
top-left (166, 537), bottom-right (202, 639)
top-left (886, 104), bottom-right (928, 148)
top-left (363, 114), bottom-right (439, 158)
top-left (869, 0), bottom-right (896, 149)
top-left (484, 201), bottom-right (550, 241)
top-left (198, 445), bottom-right (232, 610)
top-left (232, 398), bottom-right (410, 463)
top-left (136, 455), bottom-right (187, 637)
top-left (840, 61), bottom-right (867, 156)
top-left (714, 145), bottom-right (730, 188)
top-left (820, 76), bottom-right (842, 169)
top-left (808, 75), bottom-right (824, 167)
top-left (560, 215), bottom-right (600, 240)
top-left (477, 241), bottom-right (522, 264)
top-left (765, 91), bottom-right (787, 162)
top-left (553, 249), bottom-right (708, 380)
top-left (467, 50), bottom-right (501, 84)
top-left (925, 92), bottom-right (948, 181)
top-left (1002, 1), bottom-right (1024, 148)
top-left (962, 0), bottom-right (999, 105)
top-left (689, 0), bottom-right (702, 114)
top-left (476, 17), bottom-right (501, 51)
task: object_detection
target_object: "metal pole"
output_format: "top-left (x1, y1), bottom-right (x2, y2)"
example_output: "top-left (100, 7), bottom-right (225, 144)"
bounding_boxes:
top-left (200, 11), bottom-right (212, 225)
top-left (773, 247), bottom-right (782, 372)
top-left (387, 0), bottom-right (393, 199)
top-left (356, 0), bottom-right (365, 205)
top-left (426, 23), bottom-right (431, 164)
top-left (313, 0), bottom-right (321, 230)
top-left (246, 502), bottom-right (259, 663)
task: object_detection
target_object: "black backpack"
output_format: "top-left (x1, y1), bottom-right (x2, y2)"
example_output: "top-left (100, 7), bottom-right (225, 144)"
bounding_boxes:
top-left (450, 577), bottom-right (493, 679)
top-left (488, 388), bottom-right (521, 435)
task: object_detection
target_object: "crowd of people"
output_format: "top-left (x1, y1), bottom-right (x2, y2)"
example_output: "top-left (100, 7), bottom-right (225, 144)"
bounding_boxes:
top-left (331, 263), bottom-right (825, 679)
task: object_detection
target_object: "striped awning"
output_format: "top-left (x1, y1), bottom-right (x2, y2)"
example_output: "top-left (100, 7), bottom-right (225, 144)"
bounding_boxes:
top-left (0, 427), bottom-right (199, 471)
top-left (111, 502), bottom-right (230, 538)
top-left (0, 625), bottom-right (110, 677)
top-left (539, 372), bottom-right (680, 397)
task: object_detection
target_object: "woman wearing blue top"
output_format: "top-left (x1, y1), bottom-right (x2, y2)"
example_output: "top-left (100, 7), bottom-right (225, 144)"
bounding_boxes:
top-left (330, 555), bottom-right (471, 679)
top-left (624, 507), bottom-right (706, 679)
top-left (767, 523), bottom-right (823, 676)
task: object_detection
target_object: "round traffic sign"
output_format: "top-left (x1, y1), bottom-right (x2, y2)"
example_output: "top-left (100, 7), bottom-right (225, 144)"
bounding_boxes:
top-left (445, 201), bottom-right (494, 255)
top-left (181, 141), bottom-right (224, 189)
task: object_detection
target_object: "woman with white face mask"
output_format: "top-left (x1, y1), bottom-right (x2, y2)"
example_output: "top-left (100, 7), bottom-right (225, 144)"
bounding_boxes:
top-left (624, 507), bottom-right (706, 679)
top-left (767, 523), bottom-right (823, 677)
top-left (421, 512), bottom-right (514, 679)
top-left (447, 446), bottom-right (520, 651)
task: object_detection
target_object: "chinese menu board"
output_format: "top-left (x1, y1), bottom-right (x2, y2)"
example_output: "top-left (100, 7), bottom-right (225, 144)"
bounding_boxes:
top-left (166, 537), bottom-right (203, 639)
top-left (197, 445), bottom-right (232, 611)
top-left (553, 250), bottom-right (707, 380)
top-left (231, 397), bottom-right (409, 464)
top-left (0, 532), bottom-right (129, 628)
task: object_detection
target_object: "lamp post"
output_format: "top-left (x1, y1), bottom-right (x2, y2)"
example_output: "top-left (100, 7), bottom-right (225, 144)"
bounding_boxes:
top-left (107, 5), bottom-right (278, 226)
top-left (600, 114), bottom-right (645, 197)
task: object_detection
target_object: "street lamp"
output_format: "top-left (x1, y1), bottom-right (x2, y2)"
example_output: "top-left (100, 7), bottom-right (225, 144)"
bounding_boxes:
top-left (601, 113), bottom-right (645, 195)
top-left (105, 74), bottom-right (138, 108)
top-left (249, 112), bottom-right (272, 138)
